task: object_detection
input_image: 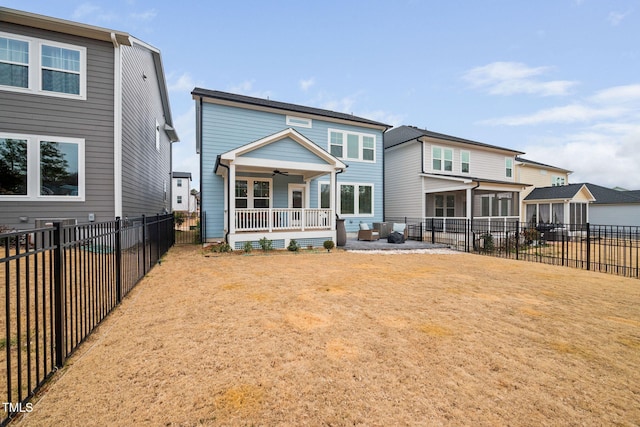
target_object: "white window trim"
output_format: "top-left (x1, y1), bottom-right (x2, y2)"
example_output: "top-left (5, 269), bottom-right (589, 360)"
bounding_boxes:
top-left (331, 181), bottom-right (375, 217)
top-left (327, 129), bottom-right (376, 163)
top-left (460, 150), bottom-right (470, 174)
top-left (0, 31), bottom-right (87, 100)
top-left (236, 177), bottom-right (273, 209)
top-left (155, 120), bottom-right (161, 152)
top-left (0, 132), bottom-right (85, 201)
top-left (552, 175), bottom-right (566, 186)
top-left (432, 146), bottom-right (453, 172)
top-left (505, 157), bottom-right (514, 178)
top-left (286, 115), bottom-right (312, 128)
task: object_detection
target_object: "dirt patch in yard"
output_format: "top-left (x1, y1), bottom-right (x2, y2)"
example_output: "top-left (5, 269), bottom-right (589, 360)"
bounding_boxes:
top-left (13, 246), bottom-right (640, 426)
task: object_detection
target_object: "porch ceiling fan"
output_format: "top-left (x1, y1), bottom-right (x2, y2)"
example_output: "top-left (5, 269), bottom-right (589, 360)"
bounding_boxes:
top-left (272, 169), bottom-right (289, 176)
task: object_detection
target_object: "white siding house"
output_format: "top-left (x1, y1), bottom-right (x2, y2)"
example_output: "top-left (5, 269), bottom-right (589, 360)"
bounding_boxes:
top-left (172, 172), bottom-right (193, 213)
top-left (384, 126), bottom-right (526, 230)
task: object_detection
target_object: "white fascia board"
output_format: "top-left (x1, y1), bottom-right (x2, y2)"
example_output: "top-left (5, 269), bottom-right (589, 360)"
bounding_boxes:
top-left (231, 157), bottom-right (337, 173)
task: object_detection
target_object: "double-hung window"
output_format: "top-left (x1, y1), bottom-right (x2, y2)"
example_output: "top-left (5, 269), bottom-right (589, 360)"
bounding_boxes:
top-left (505, 158), bottom-right (513, 178)
top-left (235, 178), bottom-right (271, 209)
top-left (328, 130), bottom-right (376, 162)
top-left (461, 151), bottom-right (470, 173)
top-left (319, 182), bottom-right (373, 216)
top-left (0, 133), bottom-right (84, 200)
top-left (0, 32), bottom-right (86, 99)
top-left (432, 147), bottom-right (453, 172)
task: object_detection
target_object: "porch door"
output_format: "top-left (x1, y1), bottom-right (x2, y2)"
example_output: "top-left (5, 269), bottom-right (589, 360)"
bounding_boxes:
top-left (288, 184), bottom-right (306, 227)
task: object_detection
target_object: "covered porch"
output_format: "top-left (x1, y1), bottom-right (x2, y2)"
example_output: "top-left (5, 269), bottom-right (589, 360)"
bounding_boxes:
top-left (423, 174), bottom-right (525, 232)
top-left (215, 128), bottom-right (346, 250)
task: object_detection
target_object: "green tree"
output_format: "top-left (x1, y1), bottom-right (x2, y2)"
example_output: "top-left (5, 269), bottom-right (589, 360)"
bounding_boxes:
top-left (0, 139), bottom-right (28, 195)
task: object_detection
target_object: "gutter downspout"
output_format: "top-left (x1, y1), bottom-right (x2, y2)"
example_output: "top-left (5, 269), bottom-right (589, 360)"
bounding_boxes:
top-left (111, 33), bottom-right (123, 218)
top-left (196, 96), bottom-right (204, 242)
top-left (214, 155), bottom-right (231, 243)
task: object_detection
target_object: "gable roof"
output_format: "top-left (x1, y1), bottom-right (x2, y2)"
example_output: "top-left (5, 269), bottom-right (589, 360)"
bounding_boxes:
top-left (515, 157), bottom-right (572, 173)
top-left (191, 88), bottom-right (390, 130)
top-left (384, 125), bottom-right (524, 154)
top-left (524, 184), bottom-right (589, 201)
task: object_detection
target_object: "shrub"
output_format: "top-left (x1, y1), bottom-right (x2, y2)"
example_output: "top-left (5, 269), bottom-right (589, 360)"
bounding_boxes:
top-left (287, 239), bottom-right (300, 252)
top-left (243, 241), bottom-right (253, 253)
top-left (480, 233), bottom-right (494, 252)
top-left (209, 242), bottom-right (232, 253)
top-left (259, 237), bottom-right (273, 252)
top-left (323, 240), bottom-right (335, 252)
top-left (174, 211), bottom-right (186, 227)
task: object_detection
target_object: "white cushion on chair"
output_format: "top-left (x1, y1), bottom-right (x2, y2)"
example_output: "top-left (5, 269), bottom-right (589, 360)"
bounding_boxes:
top-left (359, 222), bottom-right (370, 230)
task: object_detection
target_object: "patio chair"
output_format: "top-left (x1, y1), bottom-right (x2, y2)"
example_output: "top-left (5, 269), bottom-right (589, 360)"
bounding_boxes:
top-left (390, 223), bottom-right (408, 240)
top-left (357, 223), bottom-right (380, 241)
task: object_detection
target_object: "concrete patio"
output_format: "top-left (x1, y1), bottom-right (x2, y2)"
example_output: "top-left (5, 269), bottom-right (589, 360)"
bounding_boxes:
top-left (341, 236), bottom-right (449, 251)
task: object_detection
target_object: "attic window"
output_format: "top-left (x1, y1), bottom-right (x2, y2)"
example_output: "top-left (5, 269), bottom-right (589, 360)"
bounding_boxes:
top-left (286, 116), bottom-right (312, 128)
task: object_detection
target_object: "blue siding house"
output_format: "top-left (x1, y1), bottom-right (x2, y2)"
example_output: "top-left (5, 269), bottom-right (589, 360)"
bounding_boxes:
top-left (191, 89), bottom-right (390, 249)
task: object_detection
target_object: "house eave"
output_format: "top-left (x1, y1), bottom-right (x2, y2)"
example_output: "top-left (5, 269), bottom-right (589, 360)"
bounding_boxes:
top-left (0, 7), bottom-right (131, 45)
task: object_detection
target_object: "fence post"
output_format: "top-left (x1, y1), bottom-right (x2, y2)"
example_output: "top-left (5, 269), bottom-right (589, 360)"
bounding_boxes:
top-left (115, 217), bottom-right (122, 303)
top-left (515, 220), bottom-right (519, 260)
top-left (586, 223), bottom-right (591, 271)
top-left (53, 222), bottom-right (65, 368)
top-left (431, 218), bottom-right (435, 244)
top-left (142, 215), bottom-right (147, 275)
top-left (156, 214), bottom-right (160, 264)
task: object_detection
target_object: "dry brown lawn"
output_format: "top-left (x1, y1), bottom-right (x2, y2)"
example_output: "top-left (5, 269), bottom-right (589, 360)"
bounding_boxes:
top-left (11, 245), bottom-right (640, 426)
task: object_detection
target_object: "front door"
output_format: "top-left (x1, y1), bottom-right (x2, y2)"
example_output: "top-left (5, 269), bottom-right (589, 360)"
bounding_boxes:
top-left (289, 184), bottom-right (306, 227)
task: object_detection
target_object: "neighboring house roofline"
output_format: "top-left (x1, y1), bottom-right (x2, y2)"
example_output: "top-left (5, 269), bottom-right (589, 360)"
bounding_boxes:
top-left (191, 88), bottom-right (391, 131)
top-left (421, 172), bottom-right (529, 188)
top-left (0, 6), bottom-right (131, 45)
top-left (524, 183), bottom-right (596, 202)
top-left (172, 172), bottom-right (192, 180)
top-left (384, 125), bottom-right (524, 155)
top-left (515, 156), bottom-right (572, 174)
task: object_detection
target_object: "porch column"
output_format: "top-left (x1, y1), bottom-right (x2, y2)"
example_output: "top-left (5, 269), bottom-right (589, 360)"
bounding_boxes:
top-left (466, 187), bottom-right (473, 219)
top-left (229, 163), bottom-right (236, 235)
top-left (330, 171), bottom-right (336, 229)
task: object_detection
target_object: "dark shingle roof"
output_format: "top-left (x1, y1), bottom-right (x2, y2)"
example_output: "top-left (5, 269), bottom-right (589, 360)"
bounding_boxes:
top-left (583, 183), bottom-right (640, 205)
top-left (172, 172), bottom-right (192, 180)
top-left (191, 88), bottom-right (390, 129)
top-left (515, 157), bottom-right (572, 173)
top-left (525, 183), bottom-right (640, 204)
top-left (524, 184), bottom-right (586, 201)
top-left (384, 125), bottom-right (523, 154)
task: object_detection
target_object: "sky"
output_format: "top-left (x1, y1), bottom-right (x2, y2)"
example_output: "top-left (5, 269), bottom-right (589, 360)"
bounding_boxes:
top-left (5, 0), bottom-right (640, 191)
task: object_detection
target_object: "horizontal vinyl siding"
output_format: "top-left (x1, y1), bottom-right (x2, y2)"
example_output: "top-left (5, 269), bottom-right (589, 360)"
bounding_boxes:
top-left (200, 102), bottom-right (384, 236)
top-left (0, 23), bottom-right (115, 229)
top-left (121, 43), bottom-right (172, 218)
top-left (384, 141), bottom-right (423, 218)
top-left (242, 137), bottom-right (326, 164)
top-left (590, 205), bottom-right (640, 227)
top-left (423, 141), bottom-right (515, 182)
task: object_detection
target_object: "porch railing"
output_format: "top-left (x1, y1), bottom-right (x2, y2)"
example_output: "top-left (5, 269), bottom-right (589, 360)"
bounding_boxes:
top-left (235, 208), bottom-right (332, 232)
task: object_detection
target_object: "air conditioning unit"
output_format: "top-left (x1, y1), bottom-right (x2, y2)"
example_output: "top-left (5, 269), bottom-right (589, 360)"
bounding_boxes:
top-left (34, 218), bottom-right (78, 248)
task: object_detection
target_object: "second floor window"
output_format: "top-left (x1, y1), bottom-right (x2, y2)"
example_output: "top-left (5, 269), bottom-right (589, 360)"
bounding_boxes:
top-left (461, 151), bottom-right (470, 173)
top-left (505, 158), bottom-right (513, 178)
top-left (432, 147), bottom-right (453, 172)
top-left (177, 179), bottom-right (182, 187)
top-left (552, 176), bottom-right (565, 186)
top-left (328, 130), bottom-right (376, 162)
top-left (0, 32), bottom-right (86, 99)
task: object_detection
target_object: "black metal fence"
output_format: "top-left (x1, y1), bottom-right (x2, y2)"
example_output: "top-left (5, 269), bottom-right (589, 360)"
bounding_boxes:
top-left (388, 217), bottom-right (640, 280)
top-left (0, 214), bottom-right (174, 425)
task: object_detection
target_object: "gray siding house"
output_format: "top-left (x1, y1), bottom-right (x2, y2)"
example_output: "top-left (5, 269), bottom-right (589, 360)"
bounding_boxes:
top-left (0, 7), bottom-right (179, 230)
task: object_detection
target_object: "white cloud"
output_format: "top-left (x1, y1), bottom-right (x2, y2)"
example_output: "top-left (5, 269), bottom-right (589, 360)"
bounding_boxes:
top-left (480, 104), bottom-right (628, 126)
top-left (130, 9), bottom-right (157, 22)
top-left (608, 10), bottom-right (631, 26)
top-left (589, 84), bottom-right (640, 105)
top-left (72, 3), bottom-right (117, 24)
top-left (299, 78), bottom-right (315, 92)
top-left (228, 80), bottom-right (273, 99)
top-left (168, 72), bottom-right (196, 93)
top-left (319, 94), bottom-right (357, 114)
top-left (359, 110), bottom-right (405, 128)
top-left (463, 61), bottom-right (578, 96)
